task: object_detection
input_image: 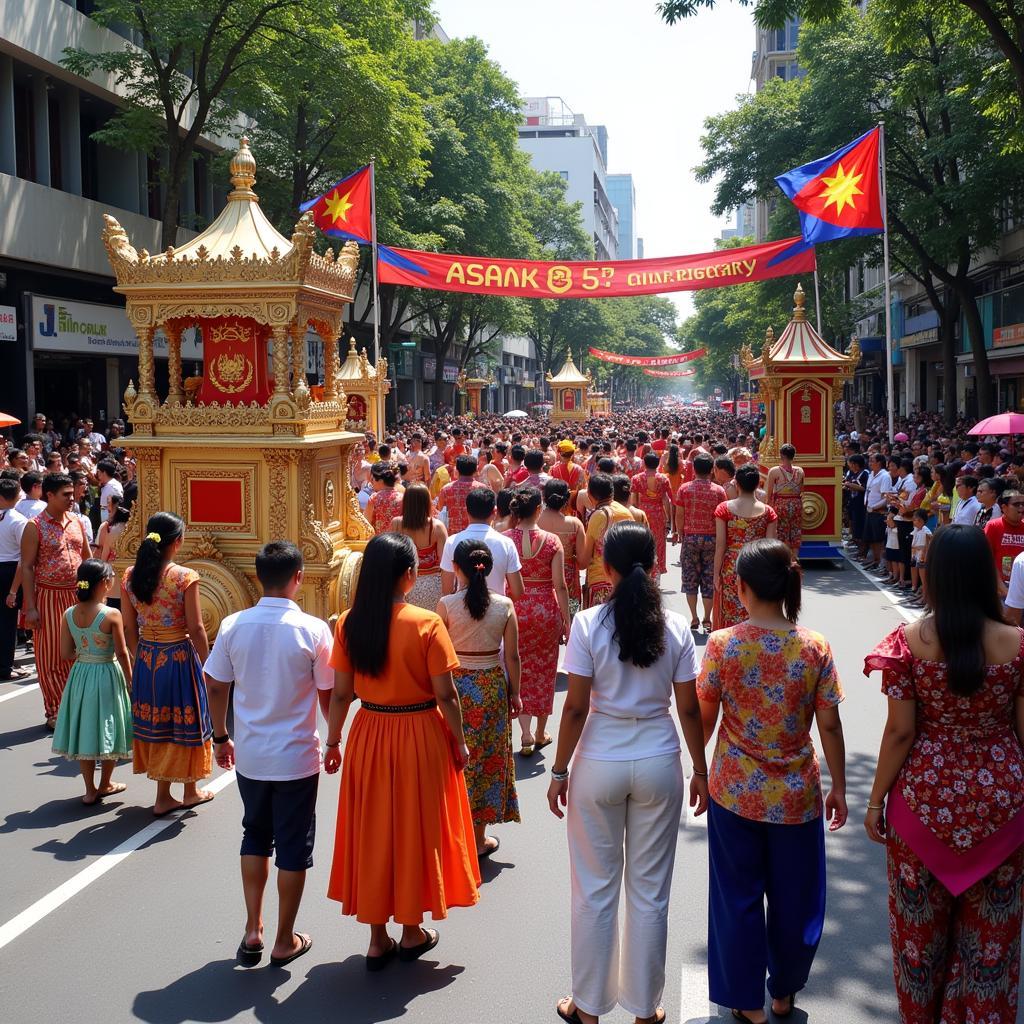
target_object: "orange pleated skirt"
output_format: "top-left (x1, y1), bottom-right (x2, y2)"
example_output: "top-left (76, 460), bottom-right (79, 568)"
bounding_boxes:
top-left (328, 706), bottom-right (481, 925)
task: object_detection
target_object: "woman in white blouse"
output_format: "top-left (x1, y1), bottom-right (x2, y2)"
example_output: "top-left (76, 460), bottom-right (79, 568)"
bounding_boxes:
top-left (547, 520), bottom-right (709, 1024)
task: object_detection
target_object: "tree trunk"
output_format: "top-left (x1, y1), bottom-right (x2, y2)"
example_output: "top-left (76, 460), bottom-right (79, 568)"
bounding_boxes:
top-left (956, 283), bottom-right (993, 417)
top-left (160, 174), bottom-right (181, 251)
top-left (939, 293), bottom-right (960, 425)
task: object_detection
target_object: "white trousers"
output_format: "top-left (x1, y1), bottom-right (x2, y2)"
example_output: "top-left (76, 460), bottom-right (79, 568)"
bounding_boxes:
top-left (566, 752), bottom-right (685, 1017)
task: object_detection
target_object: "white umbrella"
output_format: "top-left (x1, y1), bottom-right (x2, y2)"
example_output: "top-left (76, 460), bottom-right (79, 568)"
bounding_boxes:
top-left (503, 409), bottom-right (528, 418)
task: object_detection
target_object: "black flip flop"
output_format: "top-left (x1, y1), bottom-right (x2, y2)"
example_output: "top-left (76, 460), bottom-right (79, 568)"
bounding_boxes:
top-left (556, 999), bottom-right (584, 1024)
top-left (772, 994), bottom-right (795, 1019)
top-left (478, 835), bottom-right (500, 859)
top-left (398, 927), bottom-right (439, 962)
top-left (366, 937), bottom-right (398, 972)
top-left (236, 938), bottom-right (264, 967)
top-left (270, 932), bottom-right (312, 967)
top-left (731, 1012), bottom-right (765, 1024)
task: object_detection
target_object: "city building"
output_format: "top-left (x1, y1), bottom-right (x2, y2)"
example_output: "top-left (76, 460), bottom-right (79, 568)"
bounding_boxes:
top-left (0, 1), bottom-right (243, 430)
top-left (720, 202), bottom-right (755, 241)
top-left (607, 173), bottom-right (638, 259)
top-left (517, 96), bottom-right (618, 260)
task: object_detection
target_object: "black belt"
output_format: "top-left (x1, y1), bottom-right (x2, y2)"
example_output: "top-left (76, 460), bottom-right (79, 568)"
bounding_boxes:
top-left (360, 698), bottom-right (437, 714)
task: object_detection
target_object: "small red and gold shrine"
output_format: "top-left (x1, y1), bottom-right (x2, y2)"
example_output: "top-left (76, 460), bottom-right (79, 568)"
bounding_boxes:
top-left (547, 353), bottom-right (590, 422)
top-left (337, 337), bottom-right (389, 438)
top-left (102, 138), bottom-right (372, 630)
top-left (456, 370), bottom-right (492, 416)
top-left (742, 284), bottom-right (859, 557)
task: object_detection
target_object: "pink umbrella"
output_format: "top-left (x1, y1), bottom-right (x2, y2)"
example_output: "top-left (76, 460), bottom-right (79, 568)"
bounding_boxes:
top-left (893, 431), bottom-right (909, 442)
top-left (968, 412), bottom-right (1024, 454)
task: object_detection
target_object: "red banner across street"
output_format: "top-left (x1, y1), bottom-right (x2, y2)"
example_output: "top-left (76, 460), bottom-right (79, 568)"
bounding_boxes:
top-left (589, 347), bottom-right (705, 367)
top-left (642, 368), bottom-right (697, 378)
top-left (377, 236), bottom-right (816, 299)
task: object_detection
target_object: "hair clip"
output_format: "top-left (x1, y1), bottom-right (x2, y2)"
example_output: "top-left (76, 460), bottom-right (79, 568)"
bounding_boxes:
top-left (76, 580), bottom-right (90, 590)
top-left (474, 562), bottom-right (486, 571)
top-left (146, 532), bottom-right (162, 543)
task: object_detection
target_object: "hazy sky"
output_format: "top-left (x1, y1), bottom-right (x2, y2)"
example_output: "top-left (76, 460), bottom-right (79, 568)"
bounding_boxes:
top-left (429, 0), bottom-right (756, 317)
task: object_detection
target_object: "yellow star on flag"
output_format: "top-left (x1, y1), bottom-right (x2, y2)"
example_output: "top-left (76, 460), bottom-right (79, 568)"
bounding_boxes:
top-left (818, 163), bottom-right (864, 216)
top-left (323, 188), bottom-right (354, 224)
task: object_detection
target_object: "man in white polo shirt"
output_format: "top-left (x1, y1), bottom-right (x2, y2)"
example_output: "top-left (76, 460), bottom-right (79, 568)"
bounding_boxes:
top-left (440, 485), bottom-right (524, 598)
top-left (204, 541), bottom-right (333, 969)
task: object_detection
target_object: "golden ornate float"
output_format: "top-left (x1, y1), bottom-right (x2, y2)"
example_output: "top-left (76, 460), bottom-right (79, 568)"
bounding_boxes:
top-left (546, 353), bottom-right (590, 422)
top-left (103, 138), bottom-right (374, 630)
top-left (337, 336), bottom-right (389, 438)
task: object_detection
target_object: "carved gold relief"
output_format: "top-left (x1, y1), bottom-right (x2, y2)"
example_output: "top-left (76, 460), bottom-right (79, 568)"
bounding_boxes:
top-left (801, 492), bottom-right (828, 531)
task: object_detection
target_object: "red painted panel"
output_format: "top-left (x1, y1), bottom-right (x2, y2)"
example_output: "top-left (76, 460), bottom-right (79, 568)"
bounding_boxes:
top-left (189, 478), bottom-right (244, 525)
top-left (787, 386), bottom-right (825, 460)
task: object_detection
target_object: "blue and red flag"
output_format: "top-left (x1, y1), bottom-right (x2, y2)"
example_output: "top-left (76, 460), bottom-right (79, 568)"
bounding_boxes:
top-left (775, 127), bottom-right (884, 245)
top-left (300, 166), bottom-right (373, 244)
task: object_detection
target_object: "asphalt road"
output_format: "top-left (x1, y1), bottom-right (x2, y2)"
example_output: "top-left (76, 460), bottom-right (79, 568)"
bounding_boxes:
top-left (0, 552), bottom-right (1020, 1024)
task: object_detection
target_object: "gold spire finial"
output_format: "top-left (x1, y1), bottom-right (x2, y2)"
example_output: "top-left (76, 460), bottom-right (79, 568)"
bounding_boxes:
top-left (793, 283), bottom-right (807, 321)
top-left (229, 136), bottom-right (257, 198)
top-left (348, 337), bottom-right (358, 353)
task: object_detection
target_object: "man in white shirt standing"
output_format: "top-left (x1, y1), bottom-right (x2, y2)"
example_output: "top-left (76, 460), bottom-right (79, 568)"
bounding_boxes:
top-left (14, 472), bottom-right (45, 519)
top-left (95, 459), bottom-right (123, 522)
top-left (952, 475), bottom-right (982, 526)
top-left (440, 486), bottom-right (524, 598)
top-left (863, 453), bottom-right (893, 572)
top-left (0, 478), bottom-right (29, 680)
top-left (204, 542), bottom-right (334, 969)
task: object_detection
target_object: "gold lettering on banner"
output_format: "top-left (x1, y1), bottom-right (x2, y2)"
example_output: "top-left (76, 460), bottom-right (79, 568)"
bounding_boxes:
top-left (547, 266), bottom-right (573, 294)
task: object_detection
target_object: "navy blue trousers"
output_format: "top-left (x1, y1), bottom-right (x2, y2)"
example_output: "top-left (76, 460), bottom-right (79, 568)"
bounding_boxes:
top-left (707, 800), bottom-right (826, 1009)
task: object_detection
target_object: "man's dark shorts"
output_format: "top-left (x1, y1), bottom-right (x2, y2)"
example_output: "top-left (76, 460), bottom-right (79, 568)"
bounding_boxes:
top-left (865, 511), bottom-right (886, 544)
top-left (237, 772), bottom-right (319, 871)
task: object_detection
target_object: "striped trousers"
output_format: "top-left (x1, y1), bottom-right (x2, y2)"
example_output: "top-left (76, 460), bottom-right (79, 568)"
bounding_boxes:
top-left (34, 583), bottom-right (76, 719)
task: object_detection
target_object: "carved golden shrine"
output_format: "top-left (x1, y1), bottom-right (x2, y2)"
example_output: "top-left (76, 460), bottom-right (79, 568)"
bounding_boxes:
top-left (546, 353), bottom-right (590, 422)
top-left (456, 370), bottom-right (492, 416)
top-left (337, 337), bottom-right (389, 438)
top-left (742, 284), bottom-right (859, 558)
top-left (103, 138), bottom-right (372, 631)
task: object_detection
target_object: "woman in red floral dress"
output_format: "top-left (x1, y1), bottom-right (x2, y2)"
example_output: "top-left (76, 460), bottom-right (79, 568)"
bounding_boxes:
top-left (864, 523), bottom-right (1024, 1024)
top-left (507, 486), bottom-right (570, 757)
top-left (630, 453), bottom-right (673, 575)
top-left (366, 461), bottom-right (403, 535)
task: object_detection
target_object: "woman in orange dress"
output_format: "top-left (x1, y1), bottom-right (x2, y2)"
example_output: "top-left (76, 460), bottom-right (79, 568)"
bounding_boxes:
top-left (713, 464), bottom-right (779, 631)
top-left (122, 511), bottom-right (213, 817)
top-left (324, 532), bottom-right (480, 969)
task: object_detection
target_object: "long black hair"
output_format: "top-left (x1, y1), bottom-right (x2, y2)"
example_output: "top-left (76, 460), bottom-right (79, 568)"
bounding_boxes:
top-left (453, 540), bottom-right (492, 621)
top-left (927, 524), bottom-right (1006, 696)
top-left (736, 538), bottom-right (802, 622)
top-left (76, 558), bottom-right (114, 603)
top-left (601, 521), bottom-right (666, 668)
top-left (343, 532), bottom-right (416, 676)
top-left (131, 511), bottom-right (184, 605)
top-left (666, 443), bottom-right (680, 475)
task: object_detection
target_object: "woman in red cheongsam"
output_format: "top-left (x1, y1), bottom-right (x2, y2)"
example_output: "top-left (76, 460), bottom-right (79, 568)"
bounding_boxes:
top-left (506, 486), bottom-right (570, 757)
top-left (366, 461), bottom-right (404, 535)
top-left (630, 452), bottom-right (674, 575)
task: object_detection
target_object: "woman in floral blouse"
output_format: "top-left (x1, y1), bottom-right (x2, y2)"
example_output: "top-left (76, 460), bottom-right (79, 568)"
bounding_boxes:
top-left (698, 539), bottom-right (847, 1024)
top-left (864, 523), bottom-right (1024, 1024)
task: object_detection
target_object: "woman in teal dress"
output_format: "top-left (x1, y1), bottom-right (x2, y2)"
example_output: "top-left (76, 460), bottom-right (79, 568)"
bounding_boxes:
top-left (52, 559), bottom-right (133, 805)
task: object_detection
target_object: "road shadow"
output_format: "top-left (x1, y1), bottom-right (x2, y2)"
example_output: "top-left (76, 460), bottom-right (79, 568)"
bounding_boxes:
top-left (132, 953), bottom-right (465, 1024)
top-left (0, 723), bottom-right (51, 750)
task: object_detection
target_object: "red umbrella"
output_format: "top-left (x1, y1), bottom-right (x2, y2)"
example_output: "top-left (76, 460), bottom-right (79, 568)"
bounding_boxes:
top-left (0, 412), bottom-right (20, 429)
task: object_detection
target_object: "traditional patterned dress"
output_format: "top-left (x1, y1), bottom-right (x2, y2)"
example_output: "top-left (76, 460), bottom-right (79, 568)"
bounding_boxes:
top-left (408, 522), bottom-right (443, 611)
top-left (712, 502), bottom-right (778, 630)
top-left (584, 502), bottom-right (634, 608)
top-left (508, 527), bottom-right (561, 716)
top-left (865, 625), bottom-right (1024, 1024)
top-left (124, 564), bottom-right (212, 783)
top-left (51, 606), bottom-right (132, 761)
top-left (438, 593), bottom-right (520, 826)
top-left (630, 471), bottom-right (673, 574)
top-left (367, 486), bottom-right (403, 536)
top-left (31, 511), bottom-right (88, 720)
top-left (440, 477), bottom-right (478, 536)
top-left (771, 465), bottom-right (803, 555)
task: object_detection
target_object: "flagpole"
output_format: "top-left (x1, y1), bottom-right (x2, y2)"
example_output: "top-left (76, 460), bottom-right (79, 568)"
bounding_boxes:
top-left (369, 158), bottom-right (384, 428)
top-left (879, 121), bottom-right (895, 442)
top-left (813, 269), bottom-right (823, 336)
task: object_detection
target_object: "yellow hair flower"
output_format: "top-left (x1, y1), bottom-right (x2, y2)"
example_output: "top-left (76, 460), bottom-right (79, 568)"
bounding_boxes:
top-left (146, 532), bottom-right (162, 543)
top-left (76, 580), bottom-right (90, 590)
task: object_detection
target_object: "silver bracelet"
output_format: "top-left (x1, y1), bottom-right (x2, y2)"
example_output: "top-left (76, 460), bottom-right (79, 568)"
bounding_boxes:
top-left (550, 768), bottom-right (569, 781)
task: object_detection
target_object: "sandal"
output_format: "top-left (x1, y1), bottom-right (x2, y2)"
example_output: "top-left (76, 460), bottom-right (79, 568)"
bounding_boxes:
top-left (535, 735), bottom-right (553, 752)
top-left (518, 744), bottom-right (535, 757)
top-left (366, 937), bottom-right (398, 972)
top-left (556, 997), bottom-right (585, 1024)
top-left (478, 835), bottom-right (500, 859)
top-left (772, 994), bottom-right (795, 1018)
top-left (270, 932), bottom-right (312, 967)
top-left (236, 937), bottom-right (264, 967)
top-left (731, 1012), bottom-right (766, 1024)
top-left (398, 927), bottom-right (439, 962)
top-left (702, 619), bottom-right (713, 632)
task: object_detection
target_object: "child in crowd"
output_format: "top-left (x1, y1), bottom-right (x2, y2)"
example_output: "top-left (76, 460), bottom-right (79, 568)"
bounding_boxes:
top-left (908, 508), bottom-right (932, 608)
top-left (883, 510), bottom-right (902, 585)
top-left (51, 559), bottom-right (133, 804)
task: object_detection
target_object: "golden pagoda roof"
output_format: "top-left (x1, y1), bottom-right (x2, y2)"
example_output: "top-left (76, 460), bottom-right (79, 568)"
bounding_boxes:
top-left (547, 352), bottom-right (589, 385)
top-left (338, 337), bottom-right (377, 381)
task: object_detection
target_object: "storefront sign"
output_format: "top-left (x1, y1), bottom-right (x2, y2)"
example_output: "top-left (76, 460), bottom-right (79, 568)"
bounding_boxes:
top-left (994, 323), bottom-right (1024, 348)
top-left (421, 357), bottom-right (459, 382)
top-left (30, 295), bottom-right (201, 359)
top-left (0, 305), bottom-right (16, 342)
top-left (899, 327), bottom-right (938, 349)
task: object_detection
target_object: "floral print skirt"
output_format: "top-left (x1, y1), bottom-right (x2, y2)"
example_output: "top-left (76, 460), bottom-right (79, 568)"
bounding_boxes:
top-left (887, 828), bottom-right (1024, 1023)
top-left (453, 665), bottom-right (520, 827)
top-left (132, 637), bottom-right (212, 783)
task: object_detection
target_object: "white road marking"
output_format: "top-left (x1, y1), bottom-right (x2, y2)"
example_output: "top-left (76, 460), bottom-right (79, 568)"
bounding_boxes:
top-left (0, 768), bottom-right (237, 952)
top-left (0, 683), bottom-right (39, 704)
top-left (843, 552), bottom-right (921, 624)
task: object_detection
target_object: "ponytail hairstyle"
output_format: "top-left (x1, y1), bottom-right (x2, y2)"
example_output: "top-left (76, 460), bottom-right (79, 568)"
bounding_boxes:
top-left (600, 521), bottom-right (666, 668)
top-left (343, 532), bottom-right (417, 676)
top-left (736, 538), bottom-right (802, 622)
top-left (666, 443), bottom-right (680, 475)
top-left (109, 495), bottom-right (132, 527)
top-left (131, 511), bottom-right (184, 605)
top-left (509, 485), bottom-right (542, 521)
top-left (543, 478), bottom-right (570, 512)
top-left (452, 540), bottom-right (492, 621)
top-left (76, 558), bottom-right (114, 603)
